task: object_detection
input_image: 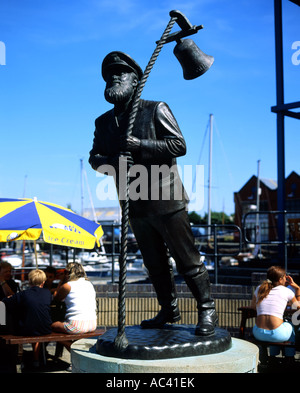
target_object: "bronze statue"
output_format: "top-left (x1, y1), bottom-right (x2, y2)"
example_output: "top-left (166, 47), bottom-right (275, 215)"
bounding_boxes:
top-left (89, 51), bottom-right (218, 336)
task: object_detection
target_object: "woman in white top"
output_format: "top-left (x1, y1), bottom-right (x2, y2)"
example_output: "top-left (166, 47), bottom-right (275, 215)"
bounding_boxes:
top-left (250, 265), bottom-right (300, 358)
top-left (52, 262), bottom-right (97, 334)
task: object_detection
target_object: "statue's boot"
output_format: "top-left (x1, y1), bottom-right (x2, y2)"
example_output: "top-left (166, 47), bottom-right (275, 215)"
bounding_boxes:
top-left (140, 272), bottom-right (181, 328)
top-left (184, 266), bottom-right (218, 336)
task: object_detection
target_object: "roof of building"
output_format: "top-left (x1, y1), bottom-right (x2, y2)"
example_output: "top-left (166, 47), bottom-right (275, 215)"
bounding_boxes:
top-left (236, 171), bottom-right (299, 194)
top-left (82, 206), bottom-right (121, 223)
top-left (260, 178), bottom-right (278, 190)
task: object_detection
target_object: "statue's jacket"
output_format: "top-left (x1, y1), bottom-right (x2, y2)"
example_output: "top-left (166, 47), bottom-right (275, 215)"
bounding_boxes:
top-left (89, 99), bottom-right (189, 218)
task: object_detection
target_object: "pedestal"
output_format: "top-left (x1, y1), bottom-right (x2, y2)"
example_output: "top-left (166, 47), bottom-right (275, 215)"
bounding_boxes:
top-left (71, 337), bottom-right (259, 373)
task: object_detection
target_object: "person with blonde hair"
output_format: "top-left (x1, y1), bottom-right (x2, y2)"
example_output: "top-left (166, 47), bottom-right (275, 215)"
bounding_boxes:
top-left (52, 262), bottom-right (97, 335)
top-left (250, 265), bottom-right (300, 361)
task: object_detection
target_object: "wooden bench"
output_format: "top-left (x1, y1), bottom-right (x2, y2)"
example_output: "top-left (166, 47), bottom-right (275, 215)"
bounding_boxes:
top-left (0, 328), bottom-right (105, 345)
top-left (238, 306), bottom-right (298, 364)
top-left (0, 328), bottom-right (105, 372)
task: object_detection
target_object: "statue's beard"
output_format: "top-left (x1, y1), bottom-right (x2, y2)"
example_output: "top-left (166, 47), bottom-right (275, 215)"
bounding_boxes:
top-left (105, 83), bottom-right (135, 104)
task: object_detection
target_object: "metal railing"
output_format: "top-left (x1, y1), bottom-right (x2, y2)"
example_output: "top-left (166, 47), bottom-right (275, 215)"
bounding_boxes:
top-left (100, 223), bottom-right (144, 283)
top-left (100, 223), bottom-right (243, 284)
top-left (190, 224), bottom-right (242, 284)
top-left (6, 210), bottom-right (300, 285)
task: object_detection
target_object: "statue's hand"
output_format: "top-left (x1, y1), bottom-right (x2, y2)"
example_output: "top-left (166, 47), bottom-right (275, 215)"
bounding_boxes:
top-left (120, 135), bottom-right (141, 152)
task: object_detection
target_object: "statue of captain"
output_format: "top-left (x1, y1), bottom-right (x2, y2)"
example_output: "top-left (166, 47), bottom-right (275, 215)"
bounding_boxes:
top-left (89, 51), bottom-right (218, 336)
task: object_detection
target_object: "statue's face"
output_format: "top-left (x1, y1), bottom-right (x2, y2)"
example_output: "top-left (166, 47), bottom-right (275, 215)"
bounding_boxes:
top-left (104, 68), bottom-right (138, 105)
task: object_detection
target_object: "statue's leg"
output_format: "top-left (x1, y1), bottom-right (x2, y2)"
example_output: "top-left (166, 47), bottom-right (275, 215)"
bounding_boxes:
top-left (130, 217), bottom-right (181, 328)
top-left (140, 268), bottom-right (181, 328)
top-left (183, 266), bottom-right (218, 336)
top-left (159, 209), bottom-right (218, 336)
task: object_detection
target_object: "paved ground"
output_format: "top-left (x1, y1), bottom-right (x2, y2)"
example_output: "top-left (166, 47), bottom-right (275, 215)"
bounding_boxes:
top-left (21, 342), bottom-right (71, 373)
top-left (257, 350), bottom-right (300, 374)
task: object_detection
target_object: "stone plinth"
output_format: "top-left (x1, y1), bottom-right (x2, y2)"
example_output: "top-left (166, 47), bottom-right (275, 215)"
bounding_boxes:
top-left (71, 337), bottom-right (259, 373)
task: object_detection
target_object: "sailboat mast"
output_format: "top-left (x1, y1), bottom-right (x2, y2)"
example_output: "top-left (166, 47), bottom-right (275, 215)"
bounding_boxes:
top-left (80, 158), bottom-right (84, 216)
top-left (256, 159), bottom-right (261, 255)
top-left (208, 114), bottom-right (213, 236)
top-left (256, 159), bottom-right (261, 218)
top-left (80, 158), bottom-right (98, 223)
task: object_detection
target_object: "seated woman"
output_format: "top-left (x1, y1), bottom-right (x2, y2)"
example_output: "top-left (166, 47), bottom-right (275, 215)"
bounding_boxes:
top-left (250, 265), bottom-right (300, 361)
top-left (51, 262), bottom-right (97, 335)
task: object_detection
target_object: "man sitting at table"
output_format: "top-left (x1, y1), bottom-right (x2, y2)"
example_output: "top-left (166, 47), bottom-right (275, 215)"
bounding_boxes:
top-left (2, 269), bottom-right (52, 336)
top-left (1, 269), bottom-right (53, 368)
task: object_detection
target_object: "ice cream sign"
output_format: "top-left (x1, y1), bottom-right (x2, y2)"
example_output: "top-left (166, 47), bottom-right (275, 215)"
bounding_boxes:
top-left (49, 223), bottom-right (81, 234)
top-left (45, 223), bottom-right (85, 247)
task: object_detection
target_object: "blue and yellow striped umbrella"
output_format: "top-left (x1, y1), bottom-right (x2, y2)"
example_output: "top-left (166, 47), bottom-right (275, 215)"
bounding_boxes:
top-left (0, 198), bottom-right (103, 250)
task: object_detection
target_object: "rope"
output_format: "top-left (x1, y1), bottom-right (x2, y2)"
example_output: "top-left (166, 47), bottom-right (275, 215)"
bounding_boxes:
top-left (113, 15), bottom-right (177, 351)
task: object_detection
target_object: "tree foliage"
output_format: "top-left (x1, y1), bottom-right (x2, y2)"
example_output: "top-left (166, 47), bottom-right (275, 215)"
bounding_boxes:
top-left (188, 211), bottom-right (234, 225)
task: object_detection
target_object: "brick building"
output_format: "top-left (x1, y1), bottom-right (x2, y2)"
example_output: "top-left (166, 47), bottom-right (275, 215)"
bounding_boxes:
top-left (234, 171), bottom-right (300, 241)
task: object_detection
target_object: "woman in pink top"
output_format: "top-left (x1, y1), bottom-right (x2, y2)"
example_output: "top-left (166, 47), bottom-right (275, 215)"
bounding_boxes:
top-left (250, 266), bottom-right (300, 361)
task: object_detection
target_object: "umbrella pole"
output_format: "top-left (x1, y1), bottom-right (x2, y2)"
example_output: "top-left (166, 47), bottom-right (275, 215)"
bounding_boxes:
top-left (21, 240), bottom-right (25, 281)
top-left (34, 240), bottom-right (38, 268)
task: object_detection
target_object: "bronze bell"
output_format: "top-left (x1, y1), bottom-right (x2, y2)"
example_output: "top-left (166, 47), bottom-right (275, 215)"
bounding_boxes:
top-left (174, 38), bottom-right (214, 80)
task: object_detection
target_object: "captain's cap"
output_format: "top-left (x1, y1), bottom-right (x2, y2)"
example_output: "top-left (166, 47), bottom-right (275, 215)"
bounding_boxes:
top-left (102, 51), bottom-right (143, 82)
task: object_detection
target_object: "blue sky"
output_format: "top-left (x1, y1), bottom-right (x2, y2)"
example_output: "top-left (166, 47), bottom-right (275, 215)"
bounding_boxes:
top-left (0, 0), bottom-right (299, 217)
